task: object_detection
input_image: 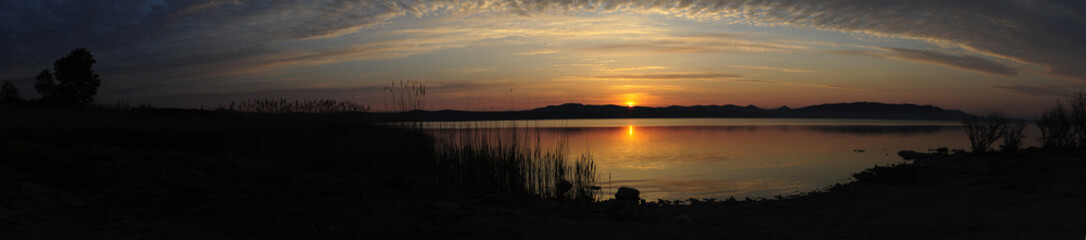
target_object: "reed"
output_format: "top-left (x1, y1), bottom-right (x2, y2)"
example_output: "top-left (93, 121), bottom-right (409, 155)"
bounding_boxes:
top-left (376, 80), bottom-right (599, 199)
top-left (383, 80), bottom-right (426, 113)
top-left (429, 122), bottom-right (598, 200)
top-left (228, 98), bottom-right (371, 113)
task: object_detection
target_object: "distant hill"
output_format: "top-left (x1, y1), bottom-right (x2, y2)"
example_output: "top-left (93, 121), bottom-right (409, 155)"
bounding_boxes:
top-left (378, 102), bottom-right (972, 121)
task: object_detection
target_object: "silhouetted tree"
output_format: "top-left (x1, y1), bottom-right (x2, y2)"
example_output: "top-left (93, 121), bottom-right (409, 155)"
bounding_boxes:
top-left (34, 48), bottom-right (100, 104)
top-left (999, 120), bottom-right (1025, 153)
top-left (1, 80), bottom-right (20, 102)
top-left (34, 70), bottom-right (55, 100)
top-left (1069, 93), bottom-right (1086, 148)
top-left (962, 110), bottom-right (1008, 153)
top-left (1038, 101), bottom-right (1075, 149)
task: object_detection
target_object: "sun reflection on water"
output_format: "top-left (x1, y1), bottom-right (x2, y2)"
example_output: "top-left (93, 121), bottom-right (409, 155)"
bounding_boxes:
top-left (426, 119), bottom-right (987, 200)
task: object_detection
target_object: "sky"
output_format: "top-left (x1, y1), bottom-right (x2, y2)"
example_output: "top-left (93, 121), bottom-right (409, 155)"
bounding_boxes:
top-left (1, 0), bottom-right (1084, 115)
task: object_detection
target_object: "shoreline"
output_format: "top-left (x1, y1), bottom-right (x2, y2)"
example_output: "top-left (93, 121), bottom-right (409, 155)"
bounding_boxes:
top-left (5, 143), bottom-right (1084, 239)
top-left (2, 108), bottom-right (1083, 239)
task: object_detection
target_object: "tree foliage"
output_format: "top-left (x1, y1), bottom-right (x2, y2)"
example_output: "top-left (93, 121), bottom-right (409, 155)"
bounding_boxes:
top-left (34, 48), bottom-right (100, 104)
top-left (34, 70), bottom-right (55, 101)
top-left (1, 81), bottom-right (20, 102)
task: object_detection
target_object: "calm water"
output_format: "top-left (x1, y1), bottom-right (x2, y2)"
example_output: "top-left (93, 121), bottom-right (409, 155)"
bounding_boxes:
top-left (425, 118), bottom-right (1038, 200)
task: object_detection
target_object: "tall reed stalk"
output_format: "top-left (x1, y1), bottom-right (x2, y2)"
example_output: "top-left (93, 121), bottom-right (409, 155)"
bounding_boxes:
top-left (229, 98), bottom-right (370, 113)
top-left (383, 80), bottom-right (427, 128)
top-left (378, 80), bottom-right (598, 200)
top-left (430, 123), bottom-right (598, 200)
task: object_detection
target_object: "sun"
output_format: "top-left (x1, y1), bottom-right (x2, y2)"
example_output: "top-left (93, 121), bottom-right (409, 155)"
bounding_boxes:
top-left (626, 101), bottom-right (635, 108)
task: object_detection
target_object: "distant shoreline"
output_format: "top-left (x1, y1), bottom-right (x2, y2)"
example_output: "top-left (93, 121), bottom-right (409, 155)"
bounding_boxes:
top-left (411, 118), bottom-right (965, 130)
top-left (372, 101), bottom-right (973, 122)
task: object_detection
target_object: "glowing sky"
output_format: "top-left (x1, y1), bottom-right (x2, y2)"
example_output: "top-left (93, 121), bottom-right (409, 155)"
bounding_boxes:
top-left (2, 1), bottom-right (1084, 115)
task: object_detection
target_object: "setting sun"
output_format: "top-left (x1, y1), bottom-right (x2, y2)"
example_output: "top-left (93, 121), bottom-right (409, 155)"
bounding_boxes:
top-left (626, 101), bottom-right (635, 108)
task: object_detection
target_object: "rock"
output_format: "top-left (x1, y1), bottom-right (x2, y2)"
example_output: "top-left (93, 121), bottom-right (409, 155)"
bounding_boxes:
top-left (615, 187), bottom-right (640, 201)
top-left (897, 150), bottom-right (923, 160)
top-left (556, 180), bottom-right (573, 194)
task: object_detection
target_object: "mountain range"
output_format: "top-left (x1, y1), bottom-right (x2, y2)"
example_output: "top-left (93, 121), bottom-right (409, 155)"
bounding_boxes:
top-left (379, 102), bottom-right (971, 121)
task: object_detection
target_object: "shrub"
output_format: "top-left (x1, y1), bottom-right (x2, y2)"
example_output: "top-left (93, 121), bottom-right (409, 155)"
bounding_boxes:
top-left (1038, 101), bottom-right (1075, 149)
top-left (1069, 93), bottom-right (1086, 148)
top-left (999, 120), bottom-right (1025, 153)
top-left (962, 110), bottom-right (1008, 153)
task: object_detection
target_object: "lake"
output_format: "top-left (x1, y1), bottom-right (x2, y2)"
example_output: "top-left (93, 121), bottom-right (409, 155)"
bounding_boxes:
top-left (424, 118), bottom-right (1038, 200)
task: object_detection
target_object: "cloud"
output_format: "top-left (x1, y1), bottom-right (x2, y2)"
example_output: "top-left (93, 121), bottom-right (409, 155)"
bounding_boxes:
top-left (603, 66), bottom-right (670, 72)
top-left (880, 48), bottom-right (1018, 77)
top-left (564, 73), bottom-right (882, 93)
top-left (11, 6), bottom-right (671, 95)
top-left (830, 47), bottom-right (1019, 77)
top-left (456, 67), bottom-right (493, 73)
top-left (817, 84), bottom-right (884, 93)
top-left (714, 77), bottom-right (885, 92)
top-left (516, 49), bottom-right (559, 55)
top-left (3, 0), bottom-right (1084, 105)
top-left (0, 0), bottom-right (422, 97)
top-left (593, 73), bottom-right (742, 79)
top-left (585, 34), bottom-right (809, 54)
top-left (992, 84), bottom-right (1074, 97)
top-left (731, 65), bottom-right (813, 73)
top-left (436, 0), bottom-right (1083, 80)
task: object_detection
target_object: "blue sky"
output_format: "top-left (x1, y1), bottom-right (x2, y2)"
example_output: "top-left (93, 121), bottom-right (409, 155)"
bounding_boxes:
top-left (1, 0), bottom-right (1084, 115)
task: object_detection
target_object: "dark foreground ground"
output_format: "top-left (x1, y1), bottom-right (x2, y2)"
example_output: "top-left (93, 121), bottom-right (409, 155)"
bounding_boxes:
top-left (2, 108), bottom-right (1085, 239)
